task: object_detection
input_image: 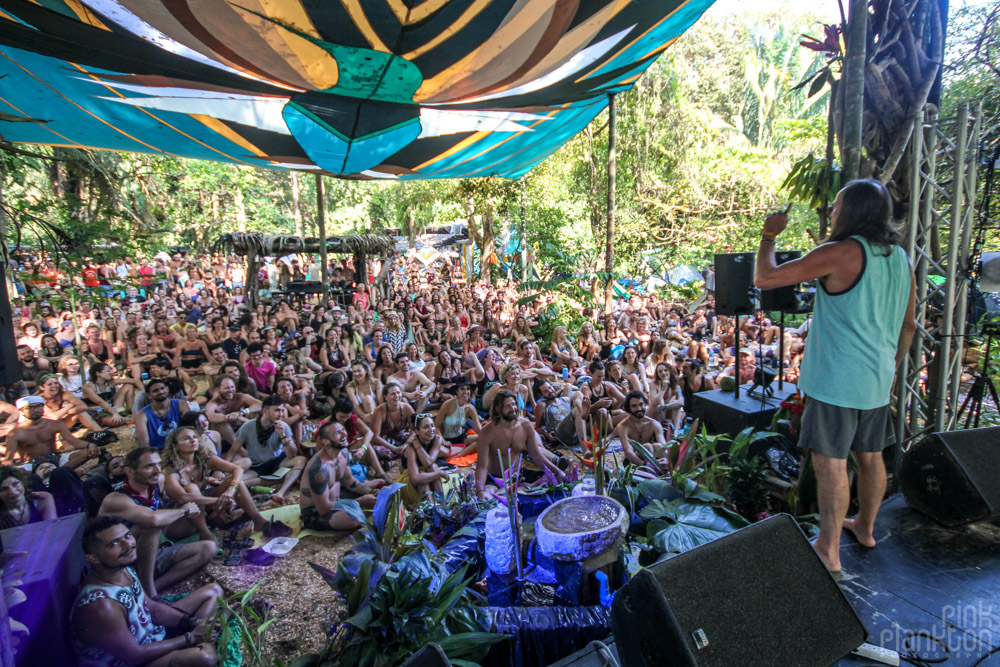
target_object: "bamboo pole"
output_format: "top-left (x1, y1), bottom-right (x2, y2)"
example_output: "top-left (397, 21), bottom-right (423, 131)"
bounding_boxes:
top-left (604, 92), bottom-right (617, 317)
top-left (316, 173), bottom-right (329, 303)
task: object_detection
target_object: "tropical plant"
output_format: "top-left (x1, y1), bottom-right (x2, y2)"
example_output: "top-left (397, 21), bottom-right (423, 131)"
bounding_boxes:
top-left (407, 477), bottom-right (491, 546)
top-left (212, 583), bottom-right (274, 667)
top-left (635, 478), bottom-right (750, 559)
top-left (307, 554), bottom-right (505, 667)
top-left (727, 452), bottom-right (772, 521)
top-left (672, 426), bottom-right (780, 495)
top-left (323, 484), bottom-right (427, 595)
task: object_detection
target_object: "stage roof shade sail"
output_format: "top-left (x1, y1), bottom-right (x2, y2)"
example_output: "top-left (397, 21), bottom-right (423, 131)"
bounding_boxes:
top-left (0, 0), bottom-right (714, 180)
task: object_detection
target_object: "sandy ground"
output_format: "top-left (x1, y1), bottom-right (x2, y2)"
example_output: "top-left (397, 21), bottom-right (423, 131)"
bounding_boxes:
top-left (102, 419), bottom-right (405, 662)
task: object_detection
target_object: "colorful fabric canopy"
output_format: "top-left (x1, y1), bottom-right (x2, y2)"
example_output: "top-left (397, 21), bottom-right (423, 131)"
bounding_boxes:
top-left (0, 0), bottom-right (713, 179)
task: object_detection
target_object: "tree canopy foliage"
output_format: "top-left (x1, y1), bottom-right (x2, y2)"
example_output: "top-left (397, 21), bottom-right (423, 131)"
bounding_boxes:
top-left (1, 0), bottom-right (996, 278)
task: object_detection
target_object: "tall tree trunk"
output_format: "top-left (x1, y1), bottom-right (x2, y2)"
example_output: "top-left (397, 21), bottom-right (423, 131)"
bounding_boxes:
top-left (234, 188), bottom-right (246, 232)
top-left (478, 210), bottom-right (495, 285)
top-left (841, 0), bottom-right (868, 181)
top-left (290, 171), bottom-right (304, 238)
top-left (405, 208), bottom-right (416, 248)
top-left (316, 174), bottom-right (329, 301)
top-left (210, 191), bottom-right (220, 226)
top-left (605, 93), bottom-right (617, 316)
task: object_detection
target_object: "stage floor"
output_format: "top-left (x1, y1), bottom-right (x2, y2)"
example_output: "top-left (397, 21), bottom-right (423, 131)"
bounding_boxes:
top-left (550, 494), bottom-right (1000, 666)
top-left (834, 494), bottom-right (1000, 666)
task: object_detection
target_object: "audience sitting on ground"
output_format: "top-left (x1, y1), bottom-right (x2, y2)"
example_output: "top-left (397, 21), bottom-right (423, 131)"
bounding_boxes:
top-left (1, 246), bottom-right (840, 663)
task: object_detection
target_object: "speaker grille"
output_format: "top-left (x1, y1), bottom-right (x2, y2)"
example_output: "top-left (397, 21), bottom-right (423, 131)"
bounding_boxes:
top-left (714, 253), bottom-right (754, 316)
top-left (612, 515), bottom-right (866, 667)
top-left (900, 428), bottom-right (1000, 526)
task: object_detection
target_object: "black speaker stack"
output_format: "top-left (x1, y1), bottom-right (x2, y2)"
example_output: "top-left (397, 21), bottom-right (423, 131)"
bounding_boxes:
top-left (714, 251), bottom-right (809, 316)
top-left (609, 514), bottom-right (866, 666)
top-left (760, 250), bottom-right (803, 311)
top-left (713, 253), bottom-right (754, 316)
top-left (899, 426), bottom-right (1000, 527)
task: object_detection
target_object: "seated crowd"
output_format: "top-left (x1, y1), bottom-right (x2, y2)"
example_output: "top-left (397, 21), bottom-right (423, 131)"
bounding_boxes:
top-left (0, 250), bottom-right (808, 664)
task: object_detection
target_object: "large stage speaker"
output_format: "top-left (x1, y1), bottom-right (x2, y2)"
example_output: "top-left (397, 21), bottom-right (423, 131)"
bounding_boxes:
top-left (0, 266), bottom-right (20, 385)
top-left (760, 250), bottom-right (802, 312)
top-left (713, 253), bottom-right (754, 316)
top-left (401, 643), bottom-right (450, 666)
top-left (899, 427), bottom-right (1000, 527)
top-left (610, 514), bottom-right (866, 667)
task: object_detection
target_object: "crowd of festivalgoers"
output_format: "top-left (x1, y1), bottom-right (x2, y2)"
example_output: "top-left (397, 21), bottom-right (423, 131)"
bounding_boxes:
top-left (0, 249), bottom-right (810, 665)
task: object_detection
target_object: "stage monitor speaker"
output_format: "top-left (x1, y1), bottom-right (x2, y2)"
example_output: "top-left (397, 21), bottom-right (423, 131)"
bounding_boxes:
top-left (400, 643), bottom-right (451, 667)
top-left (899, 427), bottom-right (1000, 527)
top-left (714, 253), bottom-right (754, 316)
top-left (759, 250), bottom-right (802, 312)
top-left (0, 266), bottom-right (20, 386)
top-left (980, 252), bottom-right (1000, 292)
top-left (610, 514), bottom-right (866, 667)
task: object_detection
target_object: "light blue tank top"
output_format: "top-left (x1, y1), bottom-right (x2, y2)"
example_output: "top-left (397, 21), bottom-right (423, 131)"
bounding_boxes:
top-left (798, 236), bottom-right (909, 410)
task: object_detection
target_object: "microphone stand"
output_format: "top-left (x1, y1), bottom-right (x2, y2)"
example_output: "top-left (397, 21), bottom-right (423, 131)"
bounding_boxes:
top-left (778, 310), bottom-right (785, 391)
top-left (734, 317), bottom-right (741, 400)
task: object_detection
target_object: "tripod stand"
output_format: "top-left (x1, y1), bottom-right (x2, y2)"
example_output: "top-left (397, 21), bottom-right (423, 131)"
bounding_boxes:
top-left (956, 328), bottom-right (1000, 429)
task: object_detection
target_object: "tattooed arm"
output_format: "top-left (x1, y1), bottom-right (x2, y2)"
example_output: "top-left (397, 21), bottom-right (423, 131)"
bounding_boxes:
top-left (307, 453), bottom-right (339, 515)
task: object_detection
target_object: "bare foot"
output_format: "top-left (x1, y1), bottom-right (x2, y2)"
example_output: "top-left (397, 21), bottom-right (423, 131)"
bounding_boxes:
top-left (813, 542), bottom-right (841, 575)
top-left (842, 518), bottom-right (876, 548)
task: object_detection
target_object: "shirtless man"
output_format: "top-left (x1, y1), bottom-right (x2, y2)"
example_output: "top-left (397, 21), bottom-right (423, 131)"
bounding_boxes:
top-left (389, 353), bottom-right (435, 413)
top-left (3, 395), bottom-right (99, 468)
top-left (719, 350), bottom-right (756, 385)
top-left (38, 373), bottom-right (104, 433)
top-left (615, 391), bottom-right (668, 474)
top-left (205, 375), bottom-right (262, 449)
top-left (99, 447), bottom-right (215, 599)
top-left (514, 338), bottom-right (555, 381)
top-left (476, 391), bottom-right (565, 500)
top-left (299, 420), bottom-right (384, 531)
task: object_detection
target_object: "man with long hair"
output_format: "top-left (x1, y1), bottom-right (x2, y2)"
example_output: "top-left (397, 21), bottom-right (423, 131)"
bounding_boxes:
top-left (755, 179), bottom-right (917, 576)
top-left (475, 390), bottom-right (566, 500)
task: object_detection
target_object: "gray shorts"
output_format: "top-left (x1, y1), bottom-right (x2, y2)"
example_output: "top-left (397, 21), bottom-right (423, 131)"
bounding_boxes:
top-left (799, 397), bottom-right (895, 460)
top-left (154, 543), bottom-right (183, 577)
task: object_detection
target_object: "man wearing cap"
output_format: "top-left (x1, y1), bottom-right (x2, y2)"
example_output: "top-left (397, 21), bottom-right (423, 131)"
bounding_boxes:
top-left (4, 395), bottom-right (98, 468)
top-left (134, 378), bottom-right (189, 451)
top-left (222, 324), bottom-right (247, 361)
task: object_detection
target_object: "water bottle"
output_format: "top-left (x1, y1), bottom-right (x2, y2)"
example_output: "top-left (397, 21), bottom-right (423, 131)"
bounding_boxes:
top-left (572, 475), bottom-right (597, 497)
top-left (708, 350), bottom-right (716, 368)
top-left (562, 366), bottom-right (569, 380)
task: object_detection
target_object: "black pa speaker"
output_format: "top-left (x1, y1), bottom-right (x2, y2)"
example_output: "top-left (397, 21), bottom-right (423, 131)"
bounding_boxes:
top-left (899, 427), bottom-right (1000, 527)
top-left (610, 514), bottom-right (866, 667)
top-left (0, 266), bottom-right (20, 385)
top-left (714, 253), bottom-right (755, 316)
top-left (759, 250), bottom-right (802, 312)
top-left (400, 643), bottom-right (451, 667)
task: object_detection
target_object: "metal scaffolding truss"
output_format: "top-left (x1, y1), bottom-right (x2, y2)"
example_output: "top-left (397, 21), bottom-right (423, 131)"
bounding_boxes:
top-left (895, 104), bottom-right (983, 450)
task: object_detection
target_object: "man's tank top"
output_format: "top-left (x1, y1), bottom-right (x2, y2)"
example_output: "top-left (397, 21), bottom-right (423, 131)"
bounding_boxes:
top-left (798, 236), bottom-right (909, 410)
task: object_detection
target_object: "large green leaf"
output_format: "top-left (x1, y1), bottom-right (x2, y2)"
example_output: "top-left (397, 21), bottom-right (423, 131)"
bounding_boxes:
top-left (637, 478), bottom-right (683, 502)
top-left (646, 503), bottom-right (749, 555)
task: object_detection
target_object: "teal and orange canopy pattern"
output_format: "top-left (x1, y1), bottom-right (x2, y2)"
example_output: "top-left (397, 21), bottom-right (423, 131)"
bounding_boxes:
top-left (0, 0), bottom-right (714, 179)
